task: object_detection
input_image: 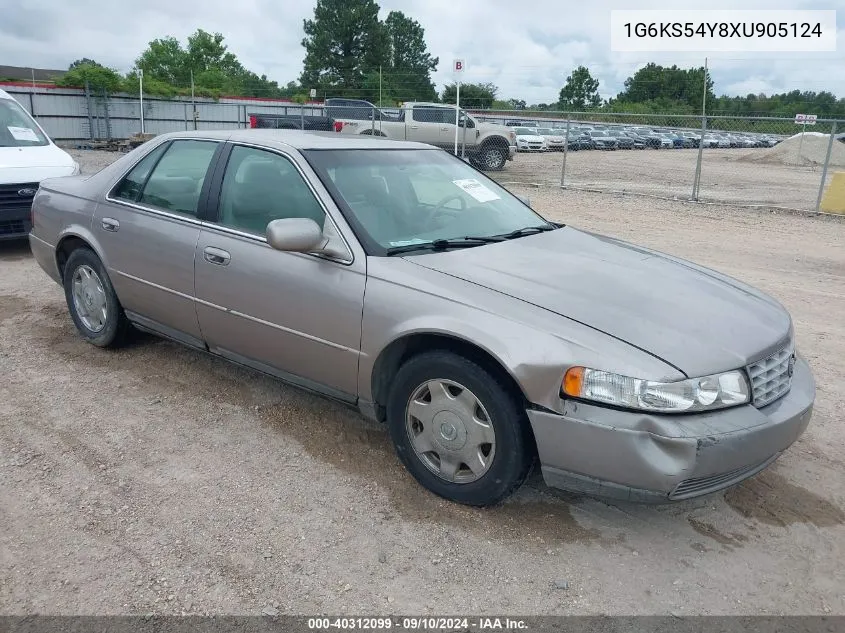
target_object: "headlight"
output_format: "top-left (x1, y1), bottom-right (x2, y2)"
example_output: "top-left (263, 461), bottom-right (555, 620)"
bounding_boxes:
top-left (562, 366), bottom-right (750, 413)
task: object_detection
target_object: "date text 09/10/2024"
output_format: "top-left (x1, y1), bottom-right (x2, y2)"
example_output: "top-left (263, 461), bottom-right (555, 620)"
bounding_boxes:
top-left (307, 617), bottom-right (529, 630)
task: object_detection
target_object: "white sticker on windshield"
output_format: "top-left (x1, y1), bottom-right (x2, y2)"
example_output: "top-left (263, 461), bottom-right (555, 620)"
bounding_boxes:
top-left (8, 126), bottom-right (39, 142)
top-left (389, 238), bottom-right (427, 247)
top-left (452, 178), bottom-right (500, 203)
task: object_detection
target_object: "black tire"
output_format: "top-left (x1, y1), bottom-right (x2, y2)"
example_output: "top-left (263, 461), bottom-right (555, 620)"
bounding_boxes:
top-left (475, 144), bottom-right (508, 171)
top-left (63, 247), bottom-right (130, 348)
top-left (386, 351), bottom-right (533, 506)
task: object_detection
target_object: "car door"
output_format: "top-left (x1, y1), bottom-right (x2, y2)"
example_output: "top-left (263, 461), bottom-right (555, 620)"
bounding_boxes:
top-left (193, 143), bottom-right (366, 400)
top-left (96, 138), bottom-right (222, 347)
top-left (408, 106), bottom-right (452, 148)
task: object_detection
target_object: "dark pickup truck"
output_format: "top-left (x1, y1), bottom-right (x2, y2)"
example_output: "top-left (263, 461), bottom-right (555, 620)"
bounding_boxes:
top-left (249, 98), bottom-right (399, 133)
top-left (248, 113), bottom-right (337, 131)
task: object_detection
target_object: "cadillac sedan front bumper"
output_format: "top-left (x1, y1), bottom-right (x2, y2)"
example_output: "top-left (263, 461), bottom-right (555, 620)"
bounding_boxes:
top-left (527, 357), bottom-right (814, 502)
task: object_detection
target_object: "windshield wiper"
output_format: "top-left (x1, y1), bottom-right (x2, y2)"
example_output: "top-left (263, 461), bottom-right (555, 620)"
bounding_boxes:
top-left (385, 236), bottom-right (504, 257)
top-left (499, 224), bottom-right (558, 240)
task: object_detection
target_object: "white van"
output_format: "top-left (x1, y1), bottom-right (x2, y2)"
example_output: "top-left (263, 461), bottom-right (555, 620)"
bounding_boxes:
top-left (1, 88), bottom-right (79, 240)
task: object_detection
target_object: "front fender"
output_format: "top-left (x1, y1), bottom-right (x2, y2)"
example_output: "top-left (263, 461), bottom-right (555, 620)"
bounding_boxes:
top-left (359, 258), bottom-right (682, 412)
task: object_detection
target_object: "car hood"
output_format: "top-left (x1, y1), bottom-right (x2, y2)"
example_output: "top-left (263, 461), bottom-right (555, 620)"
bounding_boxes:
top-left (407, 227), bottom-right (791, 378)
top-left (0, 144), bottom-right (76, 184)
top-left (516, 134), bottom-right (544, 141)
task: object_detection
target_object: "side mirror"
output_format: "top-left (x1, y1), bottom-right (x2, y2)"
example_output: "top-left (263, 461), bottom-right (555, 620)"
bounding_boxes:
top-left (266, 218), bottom-right (327, 253)
top-left (266, 217), bottom-right (350, 260)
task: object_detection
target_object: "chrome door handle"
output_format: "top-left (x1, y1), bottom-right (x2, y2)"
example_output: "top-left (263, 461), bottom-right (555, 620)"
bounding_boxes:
top-left (101, 218), bottom-right (119, 232)
top-left (409, 125), bottom-right (419, 129)
top-left (440, 127), bottom-right (450, 131)
top-left (203, 246), bottom-right (231, 266)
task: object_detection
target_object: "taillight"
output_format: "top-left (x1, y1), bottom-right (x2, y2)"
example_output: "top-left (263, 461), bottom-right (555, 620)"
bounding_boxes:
top-left (334, 121), bottom-right (343, 133)
top-left (249, 115), bottom-right (257, 128)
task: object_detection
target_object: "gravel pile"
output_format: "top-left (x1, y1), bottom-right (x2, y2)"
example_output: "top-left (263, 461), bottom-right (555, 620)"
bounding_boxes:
top-left (735, 133), bottom-right (845, 167)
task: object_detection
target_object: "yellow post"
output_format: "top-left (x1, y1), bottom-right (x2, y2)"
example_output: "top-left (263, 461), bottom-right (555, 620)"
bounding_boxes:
top-left (820, 171), bottom-right (845, 214)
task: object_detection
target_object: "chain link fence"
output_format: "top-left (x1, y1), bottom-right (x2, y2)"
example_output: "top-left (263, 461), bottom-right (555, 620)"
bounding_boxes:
top-left (472, 110), bottom-right (843, 214)
top-left (5, 84), bottom-right (843, 213)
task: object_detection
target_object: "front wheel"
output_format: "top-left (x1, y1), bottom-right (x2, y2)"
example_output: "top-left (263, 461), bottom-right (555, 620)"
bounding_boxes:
top-left (475, 145), bottom-right (508, 171)
top-left (63, 248), bottom-right (130, 348)
top-left (387, 351), bottom-right (533, 506)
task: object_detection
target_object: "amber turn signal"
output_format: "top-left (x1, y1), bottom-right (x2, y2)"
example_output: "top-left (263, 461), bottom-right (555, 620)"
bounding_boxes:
top-left (562, 366), bottom-right (585, 397)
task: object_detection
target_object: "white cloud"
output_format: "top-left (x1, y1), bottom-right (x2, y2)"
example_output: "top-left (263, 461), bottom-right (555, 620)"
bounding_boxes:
top-left (0, 0), bottom-right (842, 104)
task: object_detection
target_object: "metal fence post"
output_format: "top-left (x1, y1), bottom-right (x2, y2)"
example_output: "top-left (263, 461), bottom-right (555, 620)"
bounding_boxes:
top-left (84, 81), bottom-right (94, 141)
top-left (815, 121), bottom-right (837, 213)
top-left (560, 117), bottom-right (571, 187)
top-left (102, 88), bottom-right (111, 139)
top-left (184, 103), bottom-right (189, 131)
top-left (691, 114), bottom-right (707, 200)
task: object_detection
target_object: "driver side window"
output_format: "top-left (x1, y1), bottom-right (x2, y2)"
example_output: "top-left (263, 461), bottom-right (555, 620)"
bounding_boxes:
top-left (217, 145), bottom-right (325, 236)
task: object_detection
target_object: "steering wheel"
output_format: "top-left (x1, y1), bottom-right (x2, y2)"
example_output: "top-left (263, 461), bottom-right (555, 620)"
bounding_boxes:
top-left (424, 193), bottom-right (467, 231)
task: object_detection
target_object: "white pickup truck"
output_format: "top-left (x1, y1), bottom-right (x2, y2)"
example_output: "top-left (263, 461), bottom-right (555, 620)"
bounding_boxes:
top-left (335, 102), bottom-right (516, 171)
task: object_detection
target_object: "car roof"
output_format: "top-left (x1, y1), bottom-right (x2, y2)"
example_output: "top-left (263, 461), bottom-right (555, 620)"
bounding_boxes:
top-left (152, 129), bottom-right (436, 151)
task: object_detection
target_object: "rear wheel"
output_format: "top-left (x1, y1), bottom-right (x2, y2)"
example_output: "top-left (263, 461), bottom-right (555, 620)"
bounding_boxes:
top-left (387, 351), bottom-right (533, 506)
top-left (63, 248), bottom-right (130, 348)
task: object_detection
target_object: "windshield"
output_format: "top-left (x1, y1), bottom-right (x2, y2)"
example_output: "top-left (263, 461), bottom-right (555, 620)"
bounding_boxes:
top-left (0, 98), bottom-right (49, 147)
top-left (514, 128), bottom-right (536, 135)
top-left (303, 149), bottom-right (552, 255)
top-left (536, 128), bottom-right (555, 135)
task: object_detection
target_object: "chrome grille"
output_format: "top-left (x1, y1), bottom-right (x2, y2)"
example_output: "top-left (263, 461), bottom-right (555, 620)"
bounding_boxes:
top-left (747, 345), bottom-right (794, 408)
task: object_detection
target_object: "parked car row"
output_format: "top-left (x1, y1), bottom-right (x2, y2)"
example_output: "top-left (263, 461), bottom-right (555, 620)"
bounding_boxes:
top-left (506, 121), bottom-right (784, 152)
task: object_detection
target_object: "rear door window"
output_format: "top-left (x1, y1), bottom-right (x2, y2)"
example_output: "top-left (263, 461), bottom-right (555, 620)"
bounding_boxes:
top-left (137, 140), bottom-right (219, 216)
top-left (111, 142), bottom-right (169, 202)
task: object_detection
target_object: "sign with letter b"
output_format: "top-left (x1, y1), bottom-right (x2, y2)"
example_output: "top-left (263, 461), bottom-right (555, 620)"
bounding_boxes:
top-left (453, 59), bottom-right (465, 73)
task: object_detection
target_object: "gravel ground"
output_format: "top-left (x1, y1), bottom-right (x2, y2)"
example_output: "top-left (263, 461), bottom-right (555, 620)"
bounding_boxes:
top-left (1, 150), bottom-right (844, 616)
top-left (498, 147), bottom-right (837, 212)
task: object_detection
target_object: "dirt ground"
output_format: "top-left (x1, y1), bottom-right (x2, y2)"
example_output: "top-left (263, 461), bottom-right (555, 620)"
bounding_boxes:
top-left (1, 150), bottom-right (844, 616)
top-left (500, 147), bottom-right (839, 212)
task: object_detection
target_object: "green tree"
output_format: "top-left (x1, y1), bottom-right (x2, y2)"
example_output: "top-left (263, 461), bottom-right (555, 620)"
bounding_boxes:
top-left (300, 0), bottom-right (388, 96)
top-left (57, 61), bottom-right (123, 93)
top-left (441, 82), bottom-right (498, 108)
top-left (136, 36), bottom-right (188, 85)
top-left (186, 30), bottom-right (242, 78)
top-left (616, 63), bottom-right (714, 111)
top-left (558, 66), bottom-right (601, 110)
top-left (383, 11), bottom-right (438, 101)
top-left (68, 58), bottom-right (102, 70)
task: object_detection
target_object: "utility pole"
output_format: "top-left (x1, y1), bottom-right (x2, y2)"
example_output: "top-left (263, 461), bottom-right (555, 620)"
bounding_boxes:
top-left (379, 66), bottom-right (382, 107)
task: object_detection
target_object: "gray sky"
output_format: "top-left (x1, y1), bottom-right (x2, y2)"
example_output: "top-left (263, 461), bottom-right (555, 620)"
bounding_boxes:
top-left (1, 0), bottom-right (843, 103)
